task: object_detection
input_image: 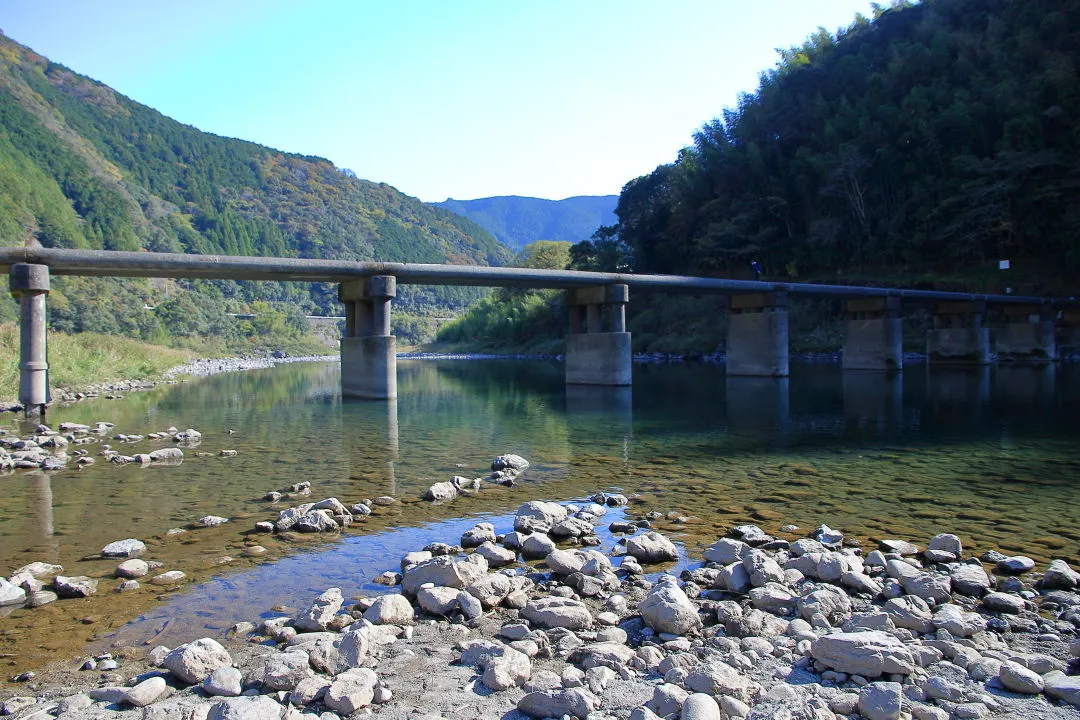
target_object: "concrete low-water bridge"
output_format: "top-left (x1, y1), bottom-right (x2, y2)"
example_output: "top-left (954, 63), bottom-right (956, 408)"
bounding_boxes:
top-left (2, 247), bottom-right (1077, 411)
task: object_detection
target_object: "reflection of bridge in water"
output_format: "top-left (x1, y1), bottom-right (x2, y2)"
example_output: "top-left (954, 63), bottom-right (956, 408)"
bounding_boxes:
top-left (3, 247), bottom-right (1078, 414)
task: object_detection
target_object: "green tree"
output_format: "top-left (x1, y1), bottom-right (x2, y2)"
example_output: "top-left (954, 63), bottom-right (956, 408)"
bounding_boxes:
top-left (513, 240), bottom-right (573, 270)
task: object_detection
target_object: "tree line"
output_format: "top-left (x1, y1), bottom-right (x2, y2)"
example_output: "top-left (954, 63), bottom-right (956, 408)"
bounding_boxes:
top-left (572, 0), bottom-right (1080, 293)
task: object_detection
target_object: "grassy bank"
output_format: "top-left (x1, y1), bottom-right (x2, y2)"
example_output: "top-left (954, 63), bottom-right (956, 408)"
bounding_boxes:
top-left (0, 324), bottom-right (198, 402)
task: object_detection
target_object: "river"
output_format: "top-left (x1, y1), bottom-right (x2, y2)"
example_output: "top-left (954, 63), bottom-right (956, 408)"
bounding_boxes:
top-left (1, 359), bottom-right (1078, 673)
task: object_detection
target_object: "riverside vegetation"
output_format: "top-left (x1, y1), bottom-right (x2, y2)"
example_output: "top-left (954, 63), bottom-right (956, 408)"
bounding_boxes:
top-left (0, 324), bottom-right (193, 401)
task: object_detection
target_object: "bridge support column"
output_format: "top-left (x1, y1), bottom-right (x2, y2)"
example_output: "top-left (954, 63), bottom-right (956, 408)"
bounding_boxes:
top-left (927, 301), bottom-right (990, 365)
top-left (9, 263), bottom-right (51, 414)
top-left (339, 275), bottom-right (396, 399)
top-left (842, 297), bottom-right (902, 371)
top-left (565, 284), bottom-right (631, 385)
top-left (995, 303), bottom-right (1057, 362)
top-left (727, 292), bottom-right (788, 377)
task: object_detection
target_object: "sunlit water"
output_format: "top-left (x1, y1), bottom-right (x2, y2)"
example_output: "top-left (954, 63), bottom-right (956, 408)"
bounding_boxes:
top-left (0, 359), bottom-right (1078, 664)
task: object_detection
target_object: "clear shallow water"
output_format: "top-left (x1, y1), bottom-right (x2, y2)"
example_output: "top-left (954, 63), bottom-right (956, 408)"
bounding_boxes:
top-left (1, 359), bottom-right (1079, 665)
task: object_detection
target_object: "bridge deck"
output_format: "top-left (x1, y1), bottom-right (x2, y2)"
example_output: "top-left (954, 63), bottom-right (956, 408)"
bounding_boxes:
top-left (0, 247), bottom-right (1070, 306)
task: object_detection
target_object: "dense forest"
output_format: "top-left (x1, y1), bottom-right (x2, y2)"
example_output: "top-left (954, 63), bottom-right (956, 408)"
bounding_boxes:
top-left (442, 0), bottom-right (1080, 353)
top-left (0, 33), bottom-right (510, 347)
top-left (573, 0), bottom-right (1080, 288)
top-left (434, 195), bottom-right (617, 252)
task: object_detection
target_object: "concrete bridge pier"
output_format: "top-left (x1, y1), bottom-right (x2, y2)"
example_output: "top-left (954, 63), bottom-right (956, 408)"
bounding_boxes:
top-left (995, 303), bottom-right (1057, 362)
top-left (565, 284), bottom-right (631, 386)
top-left (842, 297), bottom-right (903, 371)
top-left (339, 275), bottom-right (397, 399)
top-left (927, 300), bottom-right (990, 365)
top-left (9, 263), bottom-right (51, 414)
top-left (727, 292), bottom-right (789, 377)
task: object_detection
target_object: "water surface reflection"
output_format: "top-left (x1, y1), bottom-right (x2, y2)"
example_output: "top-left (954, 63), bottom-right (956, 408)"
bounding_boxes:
top-left (0, 359), bottom-right (1077, 653)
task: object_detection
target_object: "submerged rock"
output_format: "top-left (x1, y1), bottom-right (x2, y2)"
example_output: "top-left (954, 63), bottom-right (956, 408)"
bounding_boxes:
top-left (423, 481), bottom-right (458, 502)
top-left (53, 575), bottom-right (98, 598)
top-left (101, 538), bottom-right (145, 557)
top-left (492, 454), bottom-right (530, 472)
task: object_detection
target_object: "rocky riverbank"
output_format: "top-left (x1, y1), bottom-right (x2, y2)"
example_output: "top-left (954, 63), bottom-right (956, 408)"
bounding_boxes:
top-left (0, 355), bottom-right (336, 413)
top-left (162, 355), bottom-right (336, 380)
top-left (2, 460), bottom-right (1080, 720)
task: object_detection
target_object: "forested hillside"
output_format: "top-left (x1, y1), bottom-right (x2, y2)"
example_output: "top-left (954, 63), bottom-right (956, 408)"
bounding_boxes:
top-left (0, 33), bottom-right (510, 346)
top-left (574, 0), bottom-right (1080, 291)
top-left (435, 195), bottom-right (616, 252)
top-left (440, 0), bottom-right (1080, 354)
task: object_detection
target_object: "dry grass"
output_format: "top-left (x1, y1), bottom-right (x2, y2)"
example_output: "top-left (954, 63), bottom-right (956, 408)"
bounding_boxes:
top-left (0, 323), bottom-right (195, 402)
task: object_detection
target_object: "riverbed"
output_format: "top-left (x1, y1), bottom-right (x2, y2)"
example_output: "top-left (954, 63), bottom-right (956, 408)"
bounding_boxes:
top-left (1, 359), bottom-right (1078, 678)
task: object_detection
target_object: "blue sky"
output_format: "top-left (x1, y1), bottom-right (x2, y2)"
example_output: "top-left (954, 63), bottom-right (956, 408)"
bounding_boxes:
top-left (3, 1), bottom-right (876, 202)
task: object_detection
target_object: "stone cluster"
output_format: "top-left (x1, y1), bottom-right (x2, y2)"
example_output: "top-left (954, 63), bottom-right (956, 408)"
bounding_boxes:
top-left (4, 485), bottom-right (1079, 720)
top-left (421, 453), bottom-right (533, 502)
top-left (0, 422), bottom-right (216, 474)
top-left (0, 533), bottom-right (202, 611)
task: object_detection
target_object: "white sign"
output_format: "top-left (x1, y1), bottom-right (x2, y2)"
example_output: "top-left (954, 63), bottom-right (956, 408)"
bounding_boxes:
top-left (998, 259), bottom-right (1010, 270)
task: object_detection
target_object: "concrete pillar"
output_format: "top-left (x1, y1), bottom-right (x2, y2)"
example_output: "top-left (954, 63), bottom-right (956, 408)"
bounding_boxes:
top-left (9, 263), bottom-right (51, 413)
top-left (927, 300), bottom-right (990, 365)
top-left (995, 303), bottom-right (1057, 362)
top-left (565, 284), bottom-right (631, 386)
top-left (726, 292), bottom-right (788, 377)
top-left (842, 297), bottom-right (902, 371)
top-left (338, 275), bottom-right (396, 400)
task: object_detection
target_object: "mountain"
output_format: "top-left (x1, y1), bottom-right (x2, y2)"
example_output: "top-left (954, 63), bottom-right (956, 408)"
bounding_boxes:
top-left (434, 195), bottom-right (617, 253)
top-left (0, 32), bottom-right (511, 340)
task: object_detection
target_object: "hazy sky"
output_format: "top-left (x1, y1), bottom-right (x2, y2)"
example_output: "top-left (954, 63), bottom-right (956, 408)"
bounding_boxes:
top-left (3, 1), bottom-right (875, 202)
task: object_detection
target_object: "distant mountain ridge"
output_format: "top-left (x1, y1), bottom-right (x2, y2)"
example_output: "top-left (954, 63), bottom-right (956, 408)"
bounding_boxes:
top-left (434, 195), bottom-right (617, 253)
top-left (0, 32), bottom-right (510, 336)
